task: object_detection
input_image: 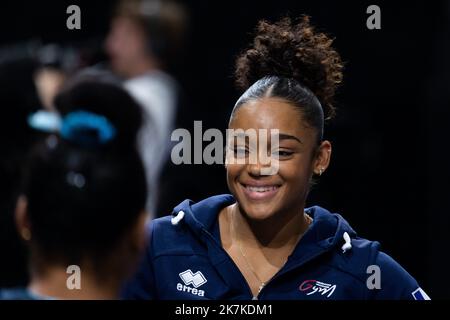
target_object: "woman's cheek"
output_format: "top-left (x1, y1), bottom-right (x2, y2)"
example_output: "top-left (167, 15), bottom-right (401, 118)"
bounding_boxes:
top-left (226, 164), bottom-right (242, 190)
top-left (280, 160), bottom-right (310, 191)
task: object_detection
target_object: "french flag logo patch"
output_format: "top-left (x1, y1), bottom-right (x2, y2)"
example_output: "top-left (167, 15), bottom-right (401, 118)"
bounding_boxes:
top-left (411, 288), bottom-right (431, 300)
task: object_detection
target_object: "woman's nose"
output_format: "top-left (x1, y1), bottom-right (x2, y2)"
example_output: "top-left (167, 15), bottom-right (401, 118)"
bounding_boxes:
top-left (247, 154), bottom-right (275, 176)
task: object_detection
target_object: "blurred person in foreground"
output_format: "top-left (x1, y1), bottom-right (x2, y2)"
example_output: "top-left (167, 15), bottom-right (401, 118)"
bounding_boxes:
top-left (0, 77), bottom-right (148, 299)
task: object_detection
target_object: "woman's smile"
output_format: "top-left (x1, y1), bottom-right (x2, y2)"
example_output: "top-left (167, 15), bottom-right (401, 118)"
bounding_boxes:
top-left (239, 181), bottom-right (281, 201)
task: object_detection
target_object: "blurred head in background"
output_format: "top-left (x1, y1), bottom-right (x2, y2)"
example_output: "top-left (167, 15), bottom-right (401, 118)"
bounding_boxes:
top-left (105, 0), bottom-right (188, 78)
top-left (12, 76), bottom-right (148, 299)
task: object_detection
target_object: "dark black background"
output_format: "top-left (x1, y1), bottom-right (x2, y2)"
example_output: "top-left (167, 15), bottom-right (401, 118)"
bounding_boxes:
top-left (1, 0), bottom-right (448, 299)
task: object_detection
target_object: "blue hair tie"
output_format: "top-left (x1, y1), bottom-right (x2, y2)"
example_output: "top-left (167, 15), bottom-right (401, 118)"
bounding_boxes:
top-left (28, 110), bottom-right (62, 133)
top-left (28, 110), bottom-right (117, 146)
top-left (60, 111), bottom-right (117, 146)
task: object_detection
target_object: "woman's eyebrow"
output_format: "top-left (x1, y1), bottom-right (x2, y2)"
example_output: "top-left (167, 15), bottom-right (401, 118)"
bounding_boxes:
top-left (231, 131), bottom-right (303, 144)
top-left (278, 133), bottom-right (303, 144)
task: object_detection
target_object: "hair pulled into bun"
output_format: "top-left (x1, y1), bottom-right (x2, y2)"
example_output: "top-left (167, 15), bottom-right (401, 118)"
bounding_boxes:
top-left (234, 16), bottom-right (343, 120)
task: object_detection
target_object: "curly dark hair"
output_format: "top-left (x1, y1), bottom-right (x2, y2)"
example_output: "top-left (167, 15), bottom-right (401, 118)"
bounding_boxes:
top-left (234, 16), bottom-right (343, 121)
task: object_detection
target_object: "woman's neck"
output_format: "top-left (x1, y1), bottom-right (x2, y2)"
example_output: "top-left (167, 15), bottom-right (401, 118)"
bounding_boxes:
top-left (28, 264), bottom-right (120, 300)
top-left (231, 203), bottom-right (310, 248)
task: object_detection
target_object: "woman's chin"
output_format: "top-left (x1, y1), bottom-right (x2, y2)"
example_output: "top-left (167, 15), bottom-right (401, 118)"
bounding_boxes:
top-left (238, 203), bottom-right (278, 221)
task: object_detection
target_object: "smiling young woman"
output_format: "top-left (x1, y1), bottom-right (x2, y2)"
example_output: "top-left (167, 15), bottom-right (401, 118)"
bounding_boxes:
top-left (123, 16), bottom-right (430, 300)
top-left (221, 96), bottom-right (330, 296)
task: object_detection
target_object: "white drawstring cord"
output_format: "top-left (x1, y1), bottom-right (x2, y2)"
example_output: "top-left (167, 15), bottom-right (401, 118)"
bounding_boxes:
top-left (171, 210), bottom-right (185, 225)
top-left (341, 231), bottom-right (352, 253)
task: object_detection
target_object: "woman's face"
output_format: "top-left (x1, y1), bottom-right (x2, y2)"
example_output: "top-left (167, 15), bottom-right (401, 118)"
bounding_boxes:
top-left (226, 97), bottom-right (331, 221)
top-left (105, 17), bottom-right (149, 78)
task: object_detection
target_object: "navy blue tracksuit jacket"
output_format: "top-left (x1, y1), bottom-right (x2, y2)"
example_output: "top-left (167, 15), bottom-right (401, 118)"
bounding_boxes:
top-left (122, 194), bottom-right (430, 300)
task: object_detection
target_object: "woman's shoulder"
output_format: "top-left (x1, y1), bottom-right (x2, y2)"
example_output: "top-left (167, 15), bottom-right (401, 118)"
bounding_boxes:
top-left (152, 194), bottom-right (235, 230)
top-left (343, 238), bottom-right (428, 299)
top-left (148, 194), bottom-right (235, 256)
top-left (0, 287), bottom-right (38, 300)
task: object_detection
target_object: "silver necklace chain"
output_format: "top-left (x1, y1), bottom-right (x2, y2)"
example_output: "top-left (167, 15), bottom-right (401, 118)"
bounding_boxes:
top-left (230, 205), bottom-right (313, 295)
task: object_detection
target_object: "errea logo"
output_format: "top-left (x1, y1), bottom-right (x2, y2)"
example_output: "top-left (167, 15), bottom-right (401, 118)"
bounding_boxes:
top-left (177, 269), bottom-right (207, 297)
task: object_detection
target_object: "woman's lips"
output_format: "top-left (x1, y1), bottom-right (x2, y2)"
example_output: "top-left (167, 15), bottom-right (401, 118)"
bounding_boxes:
top-left (240, 182), bottom-right (280, 201)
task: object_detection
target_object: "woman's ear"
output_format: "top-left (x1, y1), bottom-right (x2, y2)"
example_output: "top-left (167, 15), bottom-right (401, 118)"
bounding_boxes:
top-left (313, 140), bottom-right (332, 176)
top-left (15, 195), bottom-right (32, 241)
top-left (118, 211), bottom-right (150, 277)
top-left (130, 211), bottom-right (149, 254)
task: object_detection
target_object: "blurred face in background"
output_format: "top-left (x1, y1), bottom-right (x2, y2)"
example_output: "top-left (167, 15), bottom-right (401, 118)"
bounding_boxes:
top-left (34, 68), bottom-right (66, 111)
top-left (105, 16), bottom-right (150, 78)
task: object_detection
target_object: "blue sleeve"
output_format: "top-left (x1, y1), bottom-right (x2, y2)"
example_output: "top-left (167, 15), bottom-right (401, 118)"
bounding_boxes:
top-left (371, 251), bottom-right (430, 300)
top-left (121, 222), bottom-right (156, 300)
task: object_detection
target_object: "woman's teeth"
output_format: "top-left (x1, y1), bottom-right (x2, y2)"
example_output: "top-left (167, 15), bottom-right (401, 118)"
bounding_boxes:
top-left (242, 183), bottom-right (280, 200)
top-left (245, 185), bottom-right (278, 192)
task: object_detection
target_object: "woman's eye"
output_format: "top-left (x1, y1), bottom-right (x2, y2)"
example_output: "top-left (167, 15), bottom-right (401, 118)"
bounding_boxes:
top-left (233, 147), bottom-right (249, 158)
top-left (273, 150), bottom-right (293, 158)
